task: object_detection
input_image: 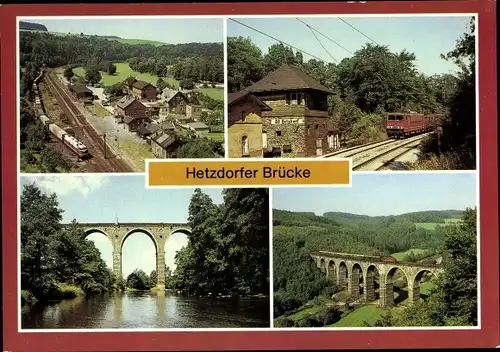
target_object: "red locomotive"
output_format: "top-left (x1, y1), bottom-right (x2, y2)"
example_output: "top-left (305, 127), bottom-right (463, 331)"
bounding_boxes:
top-left (380, 256), bottom-right (396, 263)
top-left (386, 112), bottom-right (436, 139)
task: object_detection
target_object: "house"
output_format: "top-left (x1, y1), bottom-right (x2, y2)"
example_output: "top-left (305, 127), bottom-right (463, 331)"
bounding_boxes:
top-left (227, 91), bottom-right (271, 158)
top-left (68, 84), bottom-right (93, 101)
top-left (143, 101), bottom-right (162, 118)
top-left (124, 77), bottom-right (157, 101)
top-left (186, 104), bottom-right (202, 120)
top-left (115, 96), bottom-right (147, 123)
top-left (187, 122), bottom-right (210, 135)
top-left (150, 131), bottom-right (182, 158)
top-left (137, 122), bottom-right (161, 139)
top-left (162, 88), bottom-right (189, 115)
top-left (229, 64), bottom-right (340, 157)
top-left (160, 121), bottom-right (176, 132)
top-left (169, 113), bottom-right (191, 125)
top-left (123, 115), bottom-right (149, 132)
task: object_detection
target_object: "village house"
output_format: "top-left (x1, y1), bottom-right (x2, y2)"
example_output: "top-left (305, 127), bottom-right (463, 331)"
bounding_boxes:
top-left (229, 64), bottom-right (341, 157)
top-left (160, 121), bottom-right (176, 133)
top-left (124, 77), bottom-right (157, 101)
top-left (137, 122), bottom-right (161, 140)
top-left (186, 104), bottom-right (202, 120)
top-left (115, 96), bottom-right (148, 122)
top-left (68, 84), bottom-right (93, 102)
top-left (123, 115), bottom-right (149, 132)
top-left (228, 91), bottom-right (271, 158)
top-left (187, 122), bottom-right (210, 136)
top-left (162, 88), bottom-right (189, 115)
top-left (150, 131), bottom-right (182, 158)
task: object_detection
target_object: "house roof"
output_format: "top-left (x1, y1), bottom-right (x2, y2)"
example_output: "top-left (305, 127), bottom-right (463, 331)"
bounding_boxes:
top-left (124, 77), bottom-right (137, 86)
top-left (123, 115), bottom-right (146, 124)
top-left (152, 132), bottom-right (177, 149)
top-left (162, 88), bottom-right (187, 102)
top-left (132, 80), bottom-right (155, 90)
top-left (187, 122), bottom-right (209, 129)
top-left (116, 96), bottom-right (136, 109)
top-left (228, 91), bottom-right (271, 110)
top-left (243, 64), bottom-right (333, 94)
top-left (137, 122), bottom-right (151, 136)
top-left (161, 121), bottom-right (175, 130)
top-left (68, 84), bottom-right (92, 94)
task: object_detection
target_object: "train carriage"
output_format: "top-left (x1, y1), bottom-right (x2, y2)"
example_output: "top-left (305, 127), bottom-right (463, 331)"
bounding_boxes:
top-left (386, 112), bottom-right (429, 138)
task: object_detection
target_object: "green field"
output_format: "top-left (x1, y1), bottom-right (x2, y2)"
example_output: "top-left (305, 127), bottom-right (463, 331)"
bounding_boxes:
top-left (197, 87), bottom-right (224, 101)
top-left (415, 218), bottom-right (461, 230)
top-left (329, 305), bottom-right (386, 327)
top-left (207, 132), bottom-right (224, 142)
top-left (391, 248), bottom-right (427, 262)
top-left (73, 62), bottom-right (179, 87)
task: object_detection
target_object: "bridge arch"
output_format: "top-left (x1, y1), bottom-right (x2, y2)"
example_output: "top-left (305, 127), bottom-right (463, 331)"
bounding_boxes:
top-left (349, 262), bottom-right (363, 300)
top-left (364, 264), bottom-right (379, 302)
top-left (384, 266), bottom-right (410, 307)
top-left (319, 258), bottom-right (326, 273)
top-left (327, 260), bottom-right (335, 281)
top-left (120, 228), bottom-right (159, 252)
top-left (338, 261), bottom-right (348, 289)
top-left (83, 228), bottom-right (112, 241)
top-left (84, 229), bottom-right (114, 270)
top-left (410, 268), bottom-right (440, 303)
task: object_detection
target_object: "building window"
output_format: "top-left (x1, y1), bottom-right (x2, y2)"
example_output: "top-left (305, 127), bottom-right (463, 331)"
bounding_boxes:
top-left (276, 131), bottom-right (282, 137)
top-left (315, 124), bottom-right (319, 129)
top-left (262, 131), bottom-right (268, 149)
top-left (242, 136), bottom-right (249, 155)
top-left (241, 110), bottom-right (246, 121)
top-left (283, 145), bottom-right (292, 153)
top-left (286, 93), bottom-right (303, 105)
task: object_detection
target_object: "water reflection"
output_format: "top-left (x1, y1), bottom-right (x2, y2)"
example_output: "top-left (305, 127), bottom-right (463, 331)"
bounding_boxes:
top-left (22, 291), bottom-right (270, 329)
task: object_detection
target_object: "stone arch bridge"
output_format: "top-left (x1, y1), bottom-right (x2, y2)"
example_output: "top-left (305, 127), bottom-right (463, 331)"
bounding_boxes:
top-left (63, 222), bottom-right (191, 290)
top-left (311, 251), bottom-right (443, 307)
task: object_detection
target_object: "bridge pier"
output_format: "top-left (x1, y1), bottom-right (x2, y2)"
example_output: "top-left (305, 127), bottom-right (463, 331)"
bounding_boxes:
top-left (408, 284), bottom-right (420, 305)
top-left (364, 273), bottom-right (376, 302)
top-left (379, 283), bottom-right (394, 308)
top-left (113, 250), bottom-right (122, 278)
top-left (156, 249), bottom-right (166, 290)
top-left (338, 265), bottom-right (347, 289)
top-left (348, 267), bottom-right (361, 300)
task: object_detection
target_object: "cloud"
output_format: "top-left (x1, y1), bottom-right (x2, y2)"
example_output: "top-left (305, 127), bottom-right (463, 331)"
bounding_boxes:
top-left (23, 175), bottom-right (109, 197)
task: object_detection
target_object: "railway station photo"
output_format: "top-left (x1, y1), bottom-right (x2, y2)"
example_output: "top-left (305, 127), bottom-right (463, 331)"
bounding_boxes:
top-left (227, 16), bottom-right (477, 170)
top-left (19, 17), bottom-right (225, 173)
top-left (272, 172), bottom-right (478, 328)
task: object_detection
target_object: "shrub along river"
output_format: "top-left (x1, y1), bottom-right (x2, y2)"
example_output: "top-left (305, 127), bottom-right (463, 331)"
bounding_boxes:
top-left (21, 291), bottom-right (270, 329)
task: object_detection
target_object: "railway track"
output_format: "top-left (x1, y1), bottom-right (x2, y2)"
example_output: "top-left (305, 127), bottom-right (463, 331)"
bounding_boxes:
top-left (44, 71), bottom-right (133, 173)
top-left (322, 133), bottom-right (430, 171)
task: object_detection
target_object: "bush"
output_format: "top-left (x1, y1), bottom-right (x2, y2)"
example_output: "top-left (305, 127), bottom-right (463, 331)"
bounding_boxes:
top-left (21, 290), bottom-right (37, 306)
top-left (57, 283), bottom-right (84, 299)
top-left (276, 317), bottom-right (294, 327)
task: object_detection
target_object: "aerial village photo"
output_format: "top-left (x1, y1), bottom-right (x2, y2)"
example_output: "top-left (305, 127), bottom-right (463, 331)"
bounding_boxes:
top-left (227, 16), bottom-right (476, 170)
top-left (19, 18), bottom-right (225, 173)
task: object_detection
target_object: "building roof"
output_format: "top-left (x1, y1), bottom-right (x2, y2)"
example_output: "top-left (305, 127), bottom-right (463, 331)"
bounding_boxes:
top-left (243, 64), bottom-right (333, 94)
top-left (68, 84), bottom-right (92, 94)
top-left (187, 122), bottom-right (209, 130)
top-left (116, 96), bottom-right (136, 109)
top-left (123, 115), bottom-right (146, 124)
top-left (161, 121), bottom-right (175, 130)
top-left (132, 80), bottom-right (155, 90)
top-left (152, 132), bottom-right (177, 149)
top-left (228, 91), bottom-right (271, 110)
top-left (124, 77), bottom-right (137, 86)
top-left (162, 88), bottom-right (187, 102)
top-left (137, 122), bottom-right (152, 136)
top-left (170, 113), bottom-right (189, 120)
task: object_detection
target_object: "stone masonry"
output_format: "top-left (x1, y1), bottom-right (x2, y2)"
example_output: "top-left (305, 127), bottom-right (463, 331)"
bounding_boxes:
top-left (313, 251), bottom-right (443, 307)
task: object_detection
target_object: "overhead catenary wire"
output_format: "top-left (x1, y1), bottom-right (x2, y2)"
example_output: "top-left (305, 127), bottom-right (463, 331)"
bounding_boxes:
top-left (228, 18), bottom-right (328, 63)
top-left (296, 18), bottom-right (354, 56)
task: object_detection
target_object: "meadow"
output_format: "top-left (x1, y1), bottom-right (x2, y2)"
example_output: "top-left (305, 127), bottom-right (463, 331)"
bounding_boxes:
top-left (72, 62), bottom-right (179, 87)
top-left (414, 218), bottom-right (462, 230)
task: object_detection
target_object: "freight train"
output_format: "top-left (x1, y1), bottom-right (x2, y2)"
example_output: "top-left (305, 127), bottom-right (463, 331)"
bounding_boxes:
top-left (31, 69), bottom-right (89, 159)
top-left (386, 112), bottom-right (442, 139)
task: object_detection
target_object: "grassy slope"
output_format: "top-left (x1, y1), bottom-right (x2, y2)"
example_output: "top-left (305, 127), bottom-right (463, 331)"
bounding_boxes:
top-left (415, 218), bottom-right (462, 230)
top-left (73, 63), bottom-right (179, 87)
top-left (391, 248), bottom-right (427, 262)
top-left (197, 87), bottom-right (224, 101)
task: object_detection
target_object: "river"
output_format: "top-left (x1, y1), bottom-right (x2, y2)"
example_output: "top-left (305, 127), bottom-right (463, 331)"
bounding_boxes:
top-left (21, 291), bottom-right (270, 329)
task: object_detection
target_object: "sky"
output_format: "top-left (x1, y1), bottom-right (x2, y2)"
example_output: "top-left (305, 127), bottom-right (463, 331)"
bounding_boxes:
top-left (25, 18), bottom-right (224, 44)
top-left (227, 16), bottom-right (474, 76)
top-left (20, 175), bottom-right (224, 277)
top-left (273, 173), bottom-right (477, 216)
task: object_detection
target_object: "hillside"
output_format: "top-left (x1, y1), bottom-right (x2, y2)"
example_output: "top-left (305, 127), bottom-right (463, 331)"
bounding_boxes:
top-left (19, 21), bottom-right (48, 31)
top-left (323, 210), bottom-right (463, 225)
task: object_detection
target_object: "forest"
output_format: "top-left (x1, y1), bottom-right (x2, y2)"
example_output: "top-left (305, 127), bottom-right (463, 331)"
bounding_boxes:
top-left (228, 17), bottom-right (476, 169)
top-left (19, 30), bottom-right (224, 95)
top-left (21, 183), bottom-right (125, 307)
top-left (21, 185), bottom-right (269, 308)
top-left (272, 208), bottom-right (476, 327)
top-left (170, 188), bottom-right (270, 296)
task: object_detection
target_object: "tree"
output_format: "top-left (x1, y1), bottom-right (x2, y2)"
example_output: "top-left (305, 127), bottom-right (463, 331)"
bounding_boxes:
top-left (177, 137), bottom-right (224, 159)
top-left (227, 36), bottom-right (264, 93)
top-left (103, 82), bottom-right (125, 98)
top-left (156, 78), bottom-right (168, 93)
top-left (63, 66), bottom-right (75, 80)
top-left (126, 269), bottom-right (151, 290)
top-left (149, 270), bottom-right (157, 286)
top-left (106, 62), bottom-right (117, 75)
top-left (85, 66), bottom-right (102, 85)
top-left (180, 78), bottom-right (195, 90)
